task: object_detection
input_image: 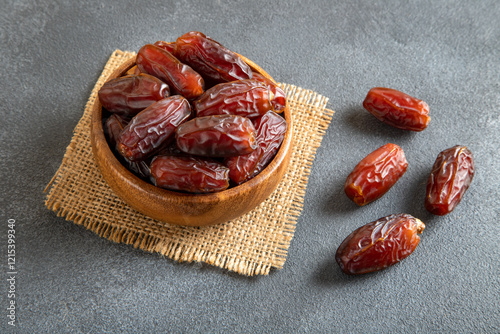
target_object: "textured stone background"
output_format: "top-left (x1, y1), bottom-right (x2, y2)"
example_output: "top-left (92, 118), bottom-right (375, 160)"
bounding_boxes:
top-left (1, 0), bottom-right (498, 332)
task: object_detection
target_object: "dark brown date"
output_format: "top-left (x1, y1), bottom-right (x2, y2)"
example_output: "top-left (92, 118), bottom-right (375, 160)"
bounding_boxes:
top-left (336, 213), bottom-right (425, 275)
top-left (104, 114), bottom-right (150, 178)
top-left (251, 72), bottom-right (287, 113)
top-left (194, 80), bottom-right (273, 118)
top-left (150, 155), bottom-right (229, 193)
top-left (225, 111), bottom-right (287, 184)
top-left (104, 114), bottom-right (129, 147)
top-left (98, 73), bottom-right (170, 115)
top-left (176, 115), bottom-right (257, 157)
top-left (153, 40), bottom-right (176, 54)
top-left (126, 158), bottom-right (151, 179)
top-left (117, 96), bottom-right (191, 161)
top-left (344, 143), bottom-right (408, 206)
top-left (363, 87), bottom-right (431, 131)
top-left (136, 44), bottom-right (204, 100)
top-left (425, 145), bottom-right (475, 215)
top-left (175, 31), bottom-right (253, 83)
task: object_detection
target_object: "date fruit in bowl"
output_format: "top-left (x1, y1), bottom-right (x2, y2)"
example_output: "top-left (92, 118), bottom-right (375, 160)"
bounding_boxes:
top-left (91, 33), bottom-right (292, 226)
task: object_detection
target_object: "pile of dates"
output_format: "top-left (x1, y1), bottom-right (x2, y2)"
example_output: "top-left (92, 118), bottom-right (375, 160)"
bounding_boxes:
top-left (336, 87), bottom-right (475, 275)
top-left (98, 31), bottom-right (288, 193)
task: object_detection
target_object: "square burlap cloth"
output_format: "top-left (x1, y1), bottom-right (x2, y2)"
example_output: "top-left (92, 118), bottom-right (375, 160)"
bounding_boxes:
top-left (45, 50), bottom-right (334, 276)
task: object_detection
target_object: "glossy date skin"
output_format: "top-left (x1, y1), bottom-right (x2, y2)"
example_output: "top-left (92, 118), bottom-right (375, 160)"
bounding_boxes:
top-left (194, 80), bottom-right (273, 118)
top-left (150, 155), bottom-right (230, 193)
top-left (336, 213), bottom-right (425, 275)
top-left (175, 31), bottom-right (253, 83)
top-left (251, 72), bottom-right (287, 113)
top-left (225, 111), bottom-right (287, 184)
top-left (98, 74), bottom-right (170, 115)
top-left (136, 44), bottom-right (204, 100)
top-left (153, 40), bottom-right (176, 54)
top-left (345, 143), bottom-right (408, 206)
top-left (117, 96), bottom-right (191, 162)
top-left (176, 115), bottom-right (257, 157)
top-left (425, 145), bottom-right (475, 215)
top-left (363, 87), bottom-right (430, 131)
top-left (104, 114), bottom-right (150, 178)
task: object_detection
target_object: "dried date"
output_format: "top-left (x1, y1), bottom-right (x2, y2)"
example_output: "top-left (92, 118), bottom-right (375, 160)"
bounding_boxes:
top-left (175, 31), bottom-right (253, 83)
top-left (194, 80), bottom-right (273, 118)
top-left (425, 145), bottom-right (475, 215)
top-left (336, 213), bottom-right (425, 275)
top-left (153, 40), bottom-right (176, 54)
top-left (136, 44), bottom-right (205, 100)
top-left (104, 114), bottom-right (150, 178)
top-left (117, 96), bottom-right (191, 161)
top-left (176, 115), bottom-right (257, 157)
top-left (344, 143), bottom-right (408, 206)
top-left (225, 111), bottom-right (287, 184)
top-left (251, 72), bottom-right (287, 113)
top-left (363, 87), bottom-right (430, 131)
top-left (98, 73), bottom-right (170, 115)
top-left (104, 114), bottom-right (129, 147)
top-left (150, 155), bottom-right (229, 193)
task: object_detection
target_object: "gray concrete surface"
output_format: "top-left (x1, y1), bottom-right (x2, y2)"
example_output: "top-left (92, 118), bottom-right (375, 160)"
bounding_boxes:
top-left (1, 0), bottom-right (499, 332)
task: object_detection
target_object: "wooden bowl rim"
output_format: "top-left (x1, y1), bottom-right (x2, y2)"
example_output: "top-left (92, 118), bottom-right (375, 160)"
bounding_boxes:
top-left (91, 53), bottom-right (293, 206)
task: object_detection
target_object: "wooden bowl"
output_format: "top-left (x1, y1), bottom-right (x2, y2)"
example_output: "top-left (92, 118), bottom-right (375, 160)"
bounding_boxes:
top-left (90, 55), bottom-right (293, 226)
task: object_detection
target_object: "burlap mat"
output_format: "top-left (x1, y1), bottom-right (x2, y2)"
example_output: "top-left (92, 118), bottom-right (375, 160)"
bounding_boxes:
top-left (44, 50), bottom-right (334, 276)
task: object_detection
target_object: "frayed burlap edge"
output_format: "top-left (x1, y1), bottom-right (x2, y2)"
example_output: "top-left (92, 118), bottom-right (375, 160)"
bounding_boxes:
top-left (45, 50), bottom-right (335, 276)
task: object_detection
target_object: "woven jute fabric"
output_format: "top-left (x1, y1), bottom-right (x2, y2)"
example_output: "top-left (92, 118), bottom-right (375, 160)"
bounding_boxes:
top-left (45, 50), bottom-right (334, 276)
